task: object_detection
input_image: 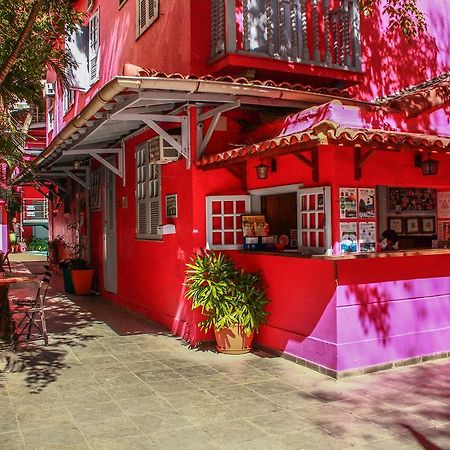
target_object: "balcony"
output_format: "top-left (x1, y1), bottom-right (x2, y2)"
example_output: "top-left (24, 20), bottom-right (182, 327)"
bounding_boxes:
top-left (210, 0), bottom-right (362, 84)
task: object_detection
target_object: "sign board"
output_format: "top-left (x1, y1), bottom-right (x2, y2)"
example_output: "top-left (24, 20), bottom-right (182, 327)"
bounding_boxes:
top-left (165, 194), bottom-right (178, 218)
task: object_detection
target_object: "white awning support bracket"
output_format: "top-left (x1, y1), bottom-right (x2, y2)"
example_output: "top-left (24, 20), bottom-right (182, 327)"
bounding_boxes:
top-left (61, 147), bottom-right (125, 183)
top-left (197, 101), bottom-right (240, 158)
top-left (110, 112), bottom-right (191, 168)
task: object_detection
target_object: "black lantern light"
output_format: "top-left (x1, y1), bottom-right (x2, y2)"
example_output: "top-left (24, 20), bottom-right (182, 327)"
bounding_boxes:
top-left (421, 156), bottom-right (439, 176)
top-left (256, 161), bottom-right (270, 179)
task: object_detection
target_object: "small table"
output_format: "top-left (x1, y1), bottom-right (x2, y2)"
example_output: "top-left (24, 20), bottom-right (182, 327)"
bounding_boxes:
top-left (0, 274), bottom-right (37, 341)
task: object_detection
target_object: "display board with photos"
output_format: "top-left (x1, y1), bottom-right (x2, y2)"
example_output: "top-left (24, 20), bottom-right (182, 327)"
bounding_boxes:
top-left (388, 187), bottom-right (436, 212)
top-left (387, 216), bottom-right (436, 235)
top-left (339, 187), bottom-right (377, 253)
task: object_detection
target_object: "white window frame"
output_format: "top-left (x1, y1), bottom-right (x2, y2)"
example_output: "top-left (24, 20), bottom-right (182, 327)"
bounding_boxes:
top-left (136, 0), bottom-right (159, 38)
top-left (136, 140), bottom-right (162, 240)
top-left (88, 9), bottom-right (100, 85)
top-left (47, 105), bottom-right (54, 132)
top-left (297, 186), bottom-right (332, 255)
top-left (206, 195), bottom-right (251, 250)
top-left (62, 87), bottom-right (75, 115)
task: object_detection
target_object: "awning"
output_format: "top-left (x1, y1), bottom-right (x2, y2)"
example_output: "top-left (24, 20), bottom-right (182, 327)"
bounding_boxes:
top-left (15, 68), bottom-right (372, 186)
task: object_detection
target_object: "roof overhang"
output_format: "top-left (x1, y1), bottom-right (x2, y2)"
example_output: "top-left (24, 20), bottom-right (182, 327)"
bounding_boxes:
top-left (16, 75), bottom-right (373, 184)
top-left (197, 120), bottom-right (450, 169)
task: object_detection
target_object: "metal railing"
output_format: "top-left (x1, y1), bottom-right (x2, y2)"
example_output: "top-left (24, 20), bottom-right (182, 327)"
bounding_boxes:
top-left (211, 0), bottom-right (361, 71)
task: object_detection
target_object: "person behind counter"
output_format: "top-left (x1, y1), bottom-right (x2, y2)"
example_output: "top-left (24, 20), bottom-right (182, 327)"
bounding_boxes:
top-left (378, 229), bottom-right (399, 252)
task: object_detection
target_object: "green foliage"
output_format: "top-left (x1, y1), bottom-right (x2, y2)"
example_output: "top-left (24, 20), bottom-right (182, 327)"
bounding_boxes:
top-left (359, 0), bottom-right (426, 38)
top-left (59, 258), bottom-right (90, 270)
top-left (27, 236), bottom-right (48, 252)
top-left (0, 0), bottom-right (83, 107)
top-left (184, 250), bottom-right (269, 336)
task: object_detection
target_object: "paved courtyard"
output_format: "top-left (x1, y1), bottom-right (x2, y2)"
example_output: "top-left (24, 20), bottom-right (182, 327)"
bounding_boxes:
top-left (0, 258), bottom-right (449, 449)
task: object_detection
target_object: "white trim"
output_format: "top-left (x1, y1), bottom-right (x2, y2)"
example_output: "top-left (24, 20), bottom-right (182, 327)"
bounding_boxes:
top-left (206, 195), bottom-right (251, 250)
top-left (248, 183), bottom-right (304, 196)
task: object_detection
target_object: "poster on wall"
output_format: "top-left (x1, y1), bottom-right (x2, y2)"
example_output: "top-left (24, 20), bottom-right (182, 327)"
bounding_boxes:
top-left (438, 221), bottom-right (450, 241)
top-left (358, 188), bottom-right (376, 218)
top-left (437, 192), bottom-right (450, 219)
top-left (389, 187), bottom-right (436, 212)
top-left (359, 222), bottom-right (377, 252)
top-left (339, 188), bottom-right (357, 219)
top-left (340, 222), bottom-right (358, 253)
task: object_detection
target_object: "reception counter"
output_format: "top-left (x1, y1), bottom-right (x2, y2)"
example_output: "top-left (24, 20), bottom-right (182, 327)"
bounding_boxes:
top-left (231, 250), bottom-right (450, 376)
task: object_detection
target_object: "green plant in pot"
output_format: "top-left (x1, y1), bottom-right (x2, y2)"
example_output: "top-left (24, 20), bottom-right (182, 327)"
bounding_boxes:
top-left (184, 250), bottom-right (269, 354)
top-left (59, 258), bottom-right (94, 296)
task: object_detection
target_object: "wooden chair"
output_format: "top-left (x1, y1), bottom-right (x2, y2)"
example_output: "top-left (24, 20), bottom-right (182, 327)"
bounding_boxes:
top-left (10, 270), bottom-right (52, 346)
top-left (0, 251), bottom-right (11, 272)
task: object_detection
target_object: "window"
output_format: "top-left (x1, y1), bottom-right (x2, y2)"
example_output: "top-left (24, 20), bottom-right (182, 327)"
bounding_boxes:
top-left (47, 106), bottom-right (54, 132)
top-left (62, 88), bottom-right (75, 115)
top-left (90, 168), bottom-right (101, 210)
top-left (136, 0), bottom-right (159, 38)
top-left (298, 187), bottom-right (332, 254)
top-left (89, 10), bottom-right (100, 85)
top-left (136, 140), bottom-right (161, 240)
top-left (206, 196), bottom-right (251, 250)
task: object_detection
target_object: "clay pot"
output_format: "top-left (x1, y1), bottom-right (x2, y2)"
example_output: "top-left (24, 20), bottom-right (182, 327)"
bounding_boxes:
top-left (214, 326), bottom-right (255, 354)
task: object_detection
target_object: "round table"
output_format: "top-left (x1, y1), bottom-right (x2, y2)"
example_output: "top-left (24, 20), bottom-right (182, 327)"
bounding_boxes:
top-left (0, 274), bottom-right (37, 341)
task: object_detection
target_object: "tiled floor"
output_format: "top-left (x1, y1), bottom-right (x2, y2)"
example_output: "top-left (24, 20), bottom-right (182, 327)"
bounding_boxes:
top-left (0, 259), bottom-right (449, 449)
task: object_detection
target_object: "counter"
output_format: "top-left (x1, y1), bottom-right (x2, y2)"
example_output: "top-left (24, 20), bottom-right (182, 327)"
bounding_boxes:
top-left (231, 250), bottom-right (450, 375)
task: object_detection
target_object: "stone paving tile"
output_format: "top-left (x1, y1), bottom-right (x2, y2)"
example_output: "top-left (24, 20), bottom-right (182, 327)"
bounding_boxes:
top-left (200, 418), bottom-right (269, 446)
top-left (0, 431), bottom-right (25, 450)
top-left (279, 427), bottom-right (352, 450)
top-left (66, 400), bottom-right (126, 423)
top-left (21, 423), bottom-right (88, 449)
top-left (1, 264), bottom-right (449, 450)
top-left (76, 416), bottom-right (142, 443)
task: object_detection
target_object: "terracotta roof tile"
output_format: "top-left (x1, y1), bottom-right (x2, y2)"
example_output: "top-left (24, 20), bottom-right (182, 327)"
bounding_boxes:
top-left (122, 64), bottom-right (352, 98)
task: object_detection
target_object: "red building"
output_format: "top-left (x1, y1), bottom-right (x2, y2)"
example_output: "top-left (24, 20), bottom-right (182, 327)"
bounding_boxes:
top-left (19, 0), bottom-right (450, 376)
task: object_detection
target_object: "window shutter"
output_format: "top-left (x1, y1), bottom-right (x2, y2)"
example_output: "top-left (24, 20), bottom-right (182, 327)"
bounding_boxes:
top-left (136, 140), bottom-right (161, 240)
top-left (137, 0), bottom-right (159, 37)
top-left (89, 11), bottom-right (100, 85)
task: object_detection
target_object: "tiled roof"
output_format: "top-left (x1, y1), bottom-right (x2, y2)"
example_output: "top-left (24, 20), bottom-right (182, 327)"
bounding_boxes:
top-left (122, 64), bottom-right (352, 98)
top-left (197, 102), bottom-right (450, 168)
top-left (373, 72), bottom-right (450, 117)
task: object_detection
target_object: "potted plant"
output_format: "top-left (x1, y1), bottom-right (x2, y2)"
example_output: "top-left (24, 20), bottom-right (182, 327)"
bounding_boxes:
top-left (184, 250), bottom-right (269, 354)
top-left (59, 258), bottom-right (94, 295)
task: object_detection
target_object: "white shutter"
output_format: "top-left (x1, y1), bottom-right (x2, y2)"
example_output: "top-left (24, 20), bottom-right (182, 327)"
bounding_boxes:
top-left (136, 0), bottom-right (159, 37)
top-left (89, 10), bottom-right (100, 85)
top-left (136, 142), bottom-right (162, 240)
top-left (206, 195), bottom-right (251, 250)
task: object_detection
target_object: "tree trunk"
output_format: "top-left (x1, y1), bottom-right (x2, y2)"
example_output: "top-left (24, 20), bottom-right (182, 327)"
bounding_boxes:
top-left (0, 0), bottom-right (45, 87)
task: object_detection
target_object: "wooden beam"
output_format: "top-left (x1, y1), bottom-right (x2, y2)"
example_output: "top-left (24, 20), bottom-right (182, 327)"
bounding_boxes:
top-left (294, 148), bottom-right (319, 182)
top-left (354, 147), bottom-right (374, 180)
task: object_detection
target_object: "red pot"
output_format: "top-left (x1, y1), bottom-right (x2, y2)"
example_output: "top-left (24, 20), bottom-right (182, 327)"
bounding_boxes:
top-left (71, 269), bottom-right (94, 295)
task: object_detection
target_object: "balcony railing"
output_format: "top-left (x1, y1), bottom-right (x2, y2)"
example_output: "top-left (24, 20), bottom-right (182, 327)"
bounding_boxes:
top-left (211, 0), bottom-right (361, 72)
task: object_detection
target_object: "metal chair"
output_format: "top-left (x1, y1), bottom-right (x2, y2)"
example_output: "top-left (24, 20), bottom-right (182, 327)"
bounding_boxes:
top-left (0, 251), bottom-right (11, 272)
top-left (10, 270), bottom-right (51, 346)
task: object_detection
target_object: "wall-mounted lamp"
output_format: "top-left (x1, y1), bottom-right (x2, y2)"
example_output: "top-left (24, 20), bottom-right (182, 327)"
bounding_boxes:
top-left (255, 158), bottom-right (277, 180)
top-left (421, 155), bottom-right (439, 176)
top-left (73, 160), bottom-right (81, 170)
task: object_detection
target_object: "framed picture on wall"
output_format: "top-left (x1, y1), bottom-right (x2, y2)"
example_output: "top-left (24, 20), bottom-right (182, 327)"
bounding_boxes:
top-left (406, 218), bottom-right (420, 234)
top-left (388, 217), bottom-right (403, 234)
top-left (421, 217), bottom-right (435, 234)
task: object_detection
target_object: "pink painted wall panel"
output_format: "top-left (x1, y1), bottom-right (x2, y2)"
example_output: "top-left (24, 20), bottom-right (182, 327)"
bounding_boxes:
top-left (337, 329), bottom-right (450, 371)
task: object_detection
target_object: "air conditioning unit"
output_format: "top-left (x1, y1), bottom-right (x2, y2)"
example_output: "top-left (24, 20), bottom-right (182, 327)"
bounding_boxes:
top-left (149, 135), bottom-right (181, 164)
top-left (43, 82), bottom-right (55, 97)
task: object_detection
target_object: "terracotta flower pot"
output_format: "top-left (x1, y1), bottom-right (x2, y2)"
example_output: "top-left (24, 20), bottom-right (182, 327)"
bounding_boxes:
top-left (71, 269), bottom-right (94, 295)
top-left (214, 326), bottom-right (255, 354)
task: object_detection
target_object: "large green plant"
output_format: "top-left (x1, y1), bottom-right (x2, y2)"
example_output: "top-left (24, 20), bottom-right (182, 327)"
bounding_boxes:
top-left (184, 250), bottom-right (269, 335)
